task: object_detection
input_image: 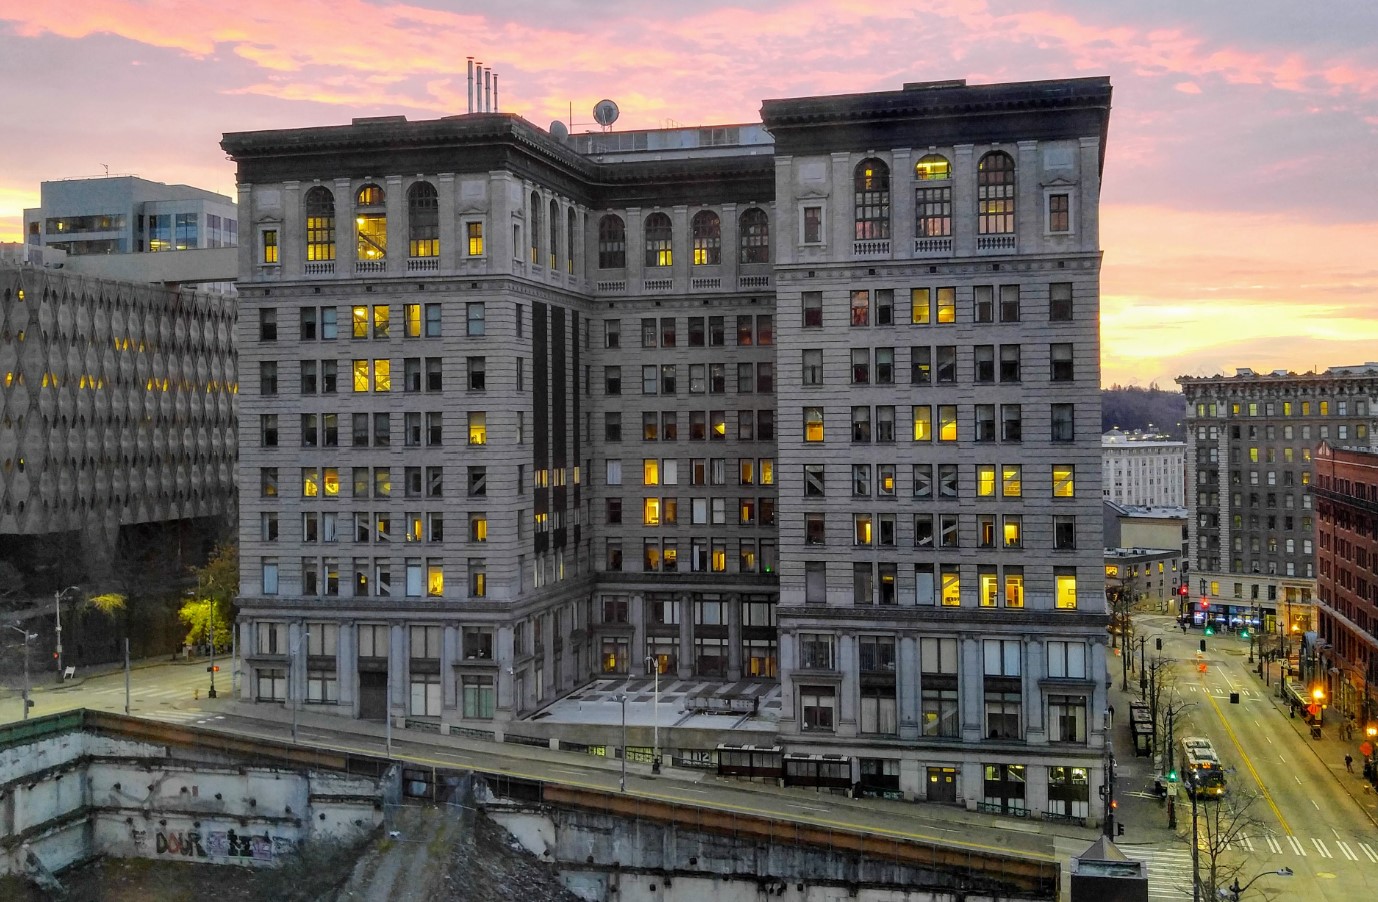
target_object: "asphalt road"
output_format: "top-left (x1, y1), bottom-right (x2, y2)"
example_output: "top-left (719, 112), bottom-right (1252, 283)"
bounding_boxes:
top-left (1125, 614), bottom-right (1378, 901)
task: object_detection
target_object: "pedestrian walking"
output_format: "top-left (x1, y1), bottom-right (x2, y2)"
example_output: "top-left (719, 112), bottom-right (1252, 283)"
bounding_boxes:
top-left (1107, 703), bottom-right (1115, 729)
top-left (1346, 754), bottom-right (1354, 773)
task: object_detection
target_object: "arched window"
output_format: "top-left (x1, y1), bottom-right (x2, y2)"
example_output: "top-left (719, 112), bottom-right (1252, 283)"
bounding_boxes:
top-left (355, 184), bottom-right (386, 261)
top-left (853, 159), bottom-right (890, 240)
top-left (549, 199), bottom-right (560, 270)
top-left (739, 208), bottom-right (769, 264)
top-left (408, 182), bottom-right (439, 258)
top-left (598, 214), bottom-right (625, 269)
top-left (915, 154), bottom-right (951, 181)
top-left (529, 192), bottom-right (541, 265)
top-left (978, 151), bottom-right (1016, 235)
top-left (567, 209), bottom-right (577, 274)
top-left (691, 210), bottom-right (720, 265)
top-left (304, 186), bottom-right (336, 262)
top-left (645, 212), bottom-right (672, 267)
top-left (915, 155), bottom-right (952, 240)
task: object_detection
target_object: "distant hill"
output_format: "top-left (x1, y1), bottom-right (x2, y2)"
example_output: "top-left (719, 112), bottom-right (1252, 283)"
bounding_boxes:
top-left (1102, 385), bottom-right (1186, 439)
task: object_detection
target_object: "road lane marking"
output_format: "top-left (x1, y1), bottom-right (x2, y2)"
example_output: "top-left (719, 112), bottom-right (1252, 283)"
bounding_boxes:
top-left (1337, 841), bottom-right (1358, 861)
top-left (1288, 836), bottom-right (1306, 855)
top-left (1311, 800), bottom-right (1321, 810)
top-left (1295, 775), bottom-right (1303, 785)
top-left (1360, 842), bottom-right (1377, 862)
top-left (1203, 688), bottom-right (1292, 833)
top-left (1266, 835), bottom-right (1282, 853)
top-left (1240, 834), bottom-right (1254, 852)
top-left (1313, 838), bottom-right (1332, 858)
top-left (1279, 754), bottom-right (1286, 762)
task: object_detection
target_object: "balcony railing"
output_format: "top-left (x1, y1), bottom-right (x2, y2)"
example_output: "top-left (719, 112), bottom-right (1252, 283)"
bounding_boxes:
top-left (913, 237), bottom-right (953, 257)
top-left (739, 275), bottom-right (772, 289)
top-left (644, 278), bottom-right (673, 292)
top-left (977, 235), bottom-right (1017, 254)
top-left (407, 257), bottom-right (440, 272)
top-left (304, 261), bottom-right (335, 276)
top-left (853, 239), bottom-right (891, 257)
top-left (355, 260), bottom-right (387, 274)
top-left (691, 277), bottom-right (721, 290)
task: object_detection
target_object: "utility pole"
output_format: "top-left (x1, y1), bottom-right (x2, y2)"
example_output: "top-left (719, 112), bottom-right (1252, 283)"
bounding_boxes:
top-left (645, 655), bottom-right (661, 774)
top-left (7, 626), bottom-right (35, 720)
top-left (54, 585), bottom-right (79, 681)
top-left (617, 694), bottom-right (628, 792)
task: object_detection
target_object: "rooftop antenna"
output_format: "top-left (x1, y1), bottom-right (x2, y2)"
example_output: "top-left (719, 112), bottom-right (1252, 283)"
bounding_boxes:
top-left (102, 164), bottom-right (109, 177)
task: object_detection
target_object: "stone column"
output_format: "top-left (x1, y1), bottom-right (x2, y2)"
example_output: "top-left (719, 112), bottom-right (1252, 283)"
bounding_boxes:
top-left (385, 175), bottom-right (405, 272)
top-left (437, 173), bottom-right (457, 274)
top-left (898, 634), bottom-right (920, 740)
top-left (960, 634), bottom-right (984, 743)
top-left (677, 592), bottom-right (694, 679)
top-left (951, 145), bottom-right (975, 256)
top-left (442, 624), bottom-right (459, 710)
top-left (282, 180), bottom-right (301, 274)
top-left (890, 149), bottom-right (912, 254)
top-left (389, 622), bottom-right (407, 719)
top-left (1023, 637), bottom-right (1046, 745)
top-left (836, 631), bottom-right (857, 737)
top-left (335, 178), bottom-right (356, 274)
top-left (726, 592), bottom-right (743, 680)
top-left (337, 622), bottom-right (358, 711)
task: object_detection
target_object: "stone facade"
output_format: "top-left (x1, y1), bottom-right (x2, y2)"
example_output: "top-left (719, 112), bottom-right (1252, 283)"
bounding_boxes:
top-left (226, 76), bottom-right (1113, 814)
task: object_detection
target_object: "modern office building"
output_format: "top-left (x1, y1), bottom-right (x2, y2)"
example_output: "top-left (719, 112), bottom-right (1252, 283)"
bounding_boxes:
top-left (226, 75), bottom-right (1113, 814)
top-left (1178, 365), bottom-right (1378, 637)
top-left (1101, 429), bottom-right (1184, 507)
top-left (1312, 443), bottom-right (1378, 723)
top-left (22, 176), bottom-right (239, 291)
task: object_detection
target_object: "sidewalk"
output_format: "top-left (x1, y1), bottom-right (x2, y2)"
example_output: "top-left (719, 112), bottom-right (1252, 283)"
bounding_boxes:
top-left (1251, 653), bottom-right (1378, 829)
top-left (1105, 648), bottom-right (1181, 847)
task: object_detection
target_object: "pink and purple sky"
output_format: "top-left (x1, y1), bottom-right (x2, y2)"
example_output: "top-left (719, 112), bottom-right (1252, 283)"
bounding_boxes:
top-left (3, 1), bottom-right (1376, 388)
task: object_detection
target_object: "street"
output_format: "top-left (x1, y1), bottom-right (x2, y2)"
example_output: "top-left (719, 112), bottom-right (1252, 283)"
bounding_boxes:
top-left (1116, 614), bottom-right (1378, 900)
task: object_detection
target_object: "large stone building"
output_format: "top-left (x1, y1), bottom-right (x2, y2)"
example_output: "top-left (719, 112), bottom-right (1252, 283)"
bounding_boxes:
top-left (225, 75), bottom-right (1113, 813)
top-left (1102, 429), bottom-right (1185, 507)
top-left (1178, 365), bottom-right (1378, 637)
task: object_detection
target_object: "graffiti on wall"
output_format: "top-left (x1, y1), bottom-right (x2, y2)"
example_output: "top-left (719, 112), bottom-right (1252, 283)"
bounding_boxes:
top-left (151, 828), bottom-right (296, 862)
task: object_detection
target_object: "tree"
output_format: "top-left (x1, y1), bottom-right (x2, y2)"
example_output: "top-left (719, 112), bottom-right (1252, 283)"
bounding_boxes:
top-left (1106, 568), bottom-right (1144, 690)
top-left (178, 543), bottom-right (238, 652)
top-left (1192, 788), bottom-right (1268, 900)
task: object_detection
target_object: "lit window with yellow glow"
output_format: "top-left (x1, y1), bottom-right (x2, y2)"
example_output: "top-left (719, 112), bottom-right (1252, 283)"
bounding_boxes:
top-left (911, 288), bottom-right (931, 324)
top-left (804, 407), bottom-right (825, 442)
top-left (262, 229), bottom-right (279, 264)
top-left (467, 221), bottom-right (484, 256)
top-left (404, 304), bottom-right (422, 338)
top-left (373, 305), bottom-right (390, 338)
top-left (352, 306), bottom-right (369, 339)
top-left (1003, 515), bottom-right (1022, 548)
top-left (305, 186), bottom-right (336, 261)
top-left (372, 468), bottom-right (389, 497)
top-left (1005, 572), bottom-right (1024, 607)
top-left (302, 468), bottom-right (320, 497)
top-left (978, 465), bottom-right (996, 497)
top-left (936, 287), bottom-right (956, 323)
top-left (979, 570), bottom-right (999, 607)
top-left (467, 411), bottom-right (487, 445)
top-left (1053, 465), bottom-right (1075, 498)
top-left (711, 544), bottom-right (727, 572)
top-left (1055, 573), bottom-right (1077, 609)
top-left (356, 214), bottom-right (387, 260)
top-left (760, 458), bottom-right (775, 485)
top-left (323, 467), bottom-right (340, 496)
top-left (854, 514), bottom-right (873, 546)
top-left (469, 514), bottom-right (487, 542)
top-left (1002, 465), bottom-right (1022, 497)
top-left (643, 497), bottom-right (662, 526)
top-left (352, 360), bottom-right (369, 392)
top-left (373, 359), bottom-right (390, 392)
top-left (938, 405), bottom-right (958, 441)
top-left (427, 561), bottom-right (444, 597)
top-left (941, 568), bottom-right (961, 607)
top-left (408, 181), bottom-right (439, 257)
top-left (407, 515), bottom-right (424, 543)
top-left (915, 154), bottom-right (951, 180)
top-left (643, 459), bottom-right (660, 486)
top-left (645, 212), bottom-right (672, 267)
top-left (711, 411), bottom-right (727, 440)
top-left (912, 405), bottom-right (932, 441)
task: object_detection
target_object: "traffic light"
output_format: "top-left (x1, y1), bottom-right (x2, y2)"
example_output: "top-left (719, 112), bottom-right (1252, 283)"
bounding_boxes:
top-left (1240, 627), bottom-right (1249, 639)
top-left (1156, 638), bottom-right (1163, 651)
top-left (1200, 639), bottom-right (1207, 652)
top-left (206, 665), bottom-right (220, 673)
top-left (1117, 822), bottom-right (1125, 837)
top-left (1167, 769), bottom-right (1178, 782)
top-left (1179, 584), bottom-right (1189, 596)
top-left (1204, 625), bottom-right (1214, 636)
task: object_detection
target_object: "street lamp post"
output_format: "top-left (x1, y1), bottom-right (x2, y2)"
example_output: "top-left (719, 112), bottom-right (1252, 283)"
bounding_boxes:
top-left (1225, 867), bottom-right (1293, 900)
top-left (616, 693), bottom-right (628, 792)
top-left (645, 655), bottom-right (660, 774)
top-left (207, 589), bottom-right (217, 699)
top-left (7, 625), bottom-right (35, 720)
top-left (1188, 771), bottom-right (1201, 902)
top-left (54, 585), bottom-right (79, 681)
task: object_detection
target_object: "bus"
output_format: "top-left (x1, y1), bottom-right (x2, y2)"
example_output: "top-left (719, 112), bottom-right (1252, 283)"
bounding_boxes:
top-left (1181, 736), bottom-right (1227, 798)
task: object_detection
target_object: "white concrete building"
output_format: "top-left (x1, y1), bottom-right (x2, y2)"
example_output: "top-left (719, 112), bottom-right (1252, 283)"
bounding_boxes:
top-left (1101, 430), bottom-right (1185, 508)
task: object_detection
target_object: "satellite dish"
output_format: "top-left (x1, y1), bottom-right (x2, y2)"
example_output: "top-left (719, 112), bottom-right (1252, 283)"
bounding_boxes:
top-left (549, 120), bottom-right (569, 142)
top-left (593, 99), bottom-right (620, 128)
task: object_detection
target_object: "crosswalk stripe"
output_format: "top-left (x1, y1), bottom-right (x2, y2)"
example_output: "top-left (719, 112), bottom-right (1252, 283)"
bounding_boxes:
top-left (1337, 841), bottom-right (1358, 861)
top-left (1289, 836), bottom-right (1306, 856)
top-left (1240, 834), bottom-right (1254, 852)
top-left (1313, 838), bottom-right (1332, 858)
top-left (1360, 842), bottom-right (1378, 863)
top-left (1266, 835), bottom-right (1282, 853)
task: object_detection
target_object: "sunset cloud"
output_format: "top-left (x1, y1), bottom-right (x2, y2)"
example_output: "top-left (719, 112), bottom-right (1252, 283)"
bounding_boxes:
top-left (2, 1), bottom-right (1376, 386)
